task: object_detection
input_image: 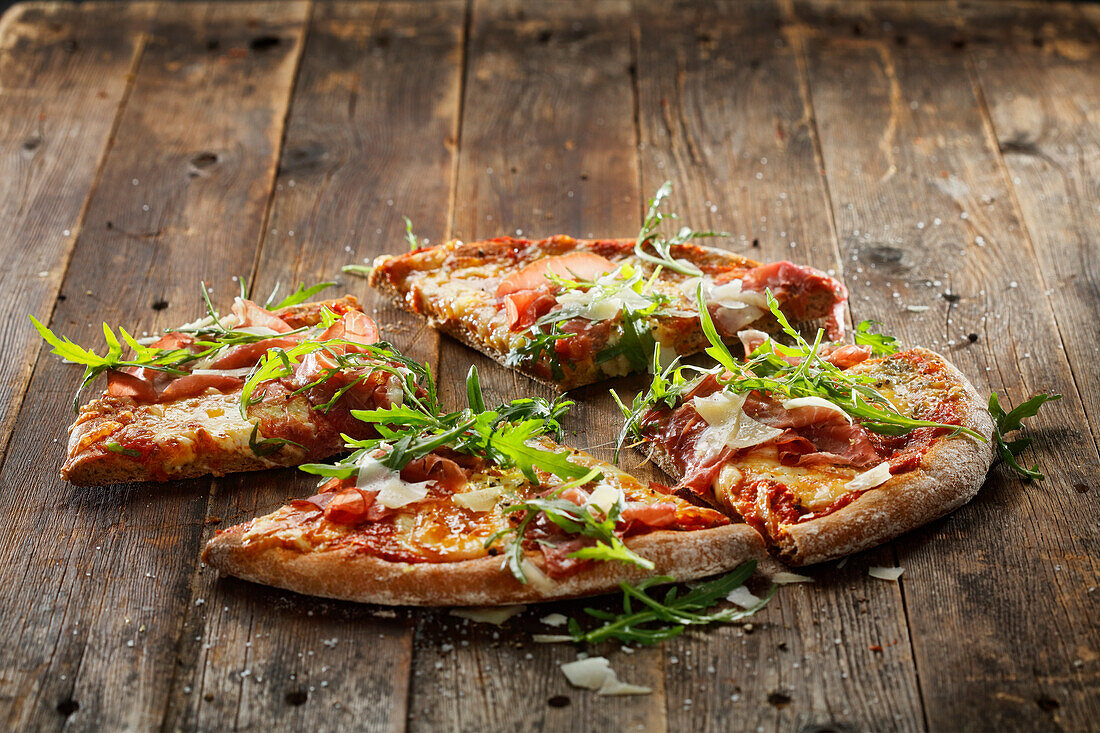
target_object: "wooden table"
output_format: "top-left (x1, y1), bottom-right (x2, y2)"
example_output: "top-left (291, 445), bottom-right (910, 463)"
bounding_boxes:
top-left (1, 1), bottom-right (1096, 730)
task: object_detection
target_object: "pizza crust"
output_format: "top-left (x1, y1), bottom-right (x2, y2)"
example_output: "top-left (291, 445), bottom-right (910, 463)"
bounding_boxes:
top-left (641, 349), bottom-right (995, 566)
top-left (775, 353), bottom-right (994, 565)
top-left (202, 522), bottom-right (778, 606)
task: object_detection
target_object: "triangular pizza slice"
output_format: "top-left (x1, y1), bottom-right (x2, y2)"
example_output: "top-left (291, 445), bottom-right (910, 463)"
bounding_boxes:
top-left (367, 186), bottom-right (848, 390)
top-left (623, 294), bottom-right (995, 565)
top-left (35, 284), bottom-right (427, 486)
top-left (203, 369), bottom-right (774, 606)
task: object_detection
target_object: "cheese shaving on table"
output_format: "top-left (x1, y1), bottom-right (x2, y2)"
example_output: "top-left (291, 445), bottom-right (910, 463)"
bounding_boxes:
top-left (355, 454), bottom-right (430, 509)
top-left (450, 605), bottom-right (527, 625)
top-left (725, 586), bottom-right (763, 609)
top-left (540, 613), bottom-right (569, 627)
top-left (692, 391), bottom-right (784, 459)
top-left (844, 461), bottom-right (893, 492)
top-left (771, 571), bottom-right (814, 584)
top-left (560, 656), bottom-right (652, 696)
top-left (868, 566), bottom-right (905, 581)
top-left (533, 634), bottom-right (574, 643)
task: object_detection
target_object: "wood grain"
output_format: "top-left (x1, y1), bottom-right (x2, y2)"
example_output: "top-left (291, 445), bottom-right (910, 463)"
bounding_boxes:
top-left (635, 2), bottom-right (924, 730)
top-left (0, 2), bottom-right (308, 729)
top-left (164, 3), bottom-right (466, 730)
top-left (0, 1), bottom-right (152, 463)
top-left (412, 1), bottom-right (663, 731)
top-left (793, 1), bottom-right (1100, 729)
top-left (959, 2), bottom-right (1100, 445)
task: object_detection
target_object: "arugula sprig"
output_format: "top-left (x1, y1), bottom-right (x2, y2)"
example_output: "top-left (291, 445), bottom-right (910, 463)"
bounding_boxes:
top-left (633, 181), bottom-right (728, 277)
top-left (486, 467), bottom-right (654, 584)
top-left (32, 280), bottom-right (360, 414)
top-left (989, 392), bottom-right (1060, 480)
top-left (613, 288), bottom-right (986, 453)
top-left (300, 365), bottom-right (583, 484)
top-left (31, 316), bottom-right (196, 411)
top-left (565, 561), bottom-right (775, 645)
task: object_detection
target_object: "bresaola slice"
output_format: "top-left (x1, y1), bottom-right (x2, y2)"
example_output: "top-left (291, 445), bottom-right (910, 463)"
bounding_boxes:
top-left (368, 235), bottom-right (848, 390)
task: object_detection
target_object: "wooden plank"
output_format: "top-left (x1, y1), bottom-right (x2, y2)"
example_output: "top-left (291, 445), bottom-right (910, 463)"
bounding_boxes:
top-left (0, 3), bottom-right (308, 729)
top-left (634, 2), bottom-right (925, 730)
top-left (0, 1), bottom-right (152, 463)
top-left (959, 2), bottom-right (1100, 444)
top-left (164, 3), bottom-right (467, 730)
top-left (792, 1), bottom-right (1100, 730)
top-left (410, 2), bottom-right (659, 731)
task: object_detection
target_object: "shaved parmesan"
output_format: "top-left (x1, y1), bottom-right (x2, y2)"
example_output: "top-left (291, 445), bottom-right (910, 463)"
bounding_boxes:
top-left (693, 391), bottom-right (784, 459)
top-left (521, 559), bottom-right (556, 593)
top-left (191, 367), bottom-right (255, 378)
top-left (868, 566), bottom-right (905, 581)
top-left (771, 571), bottom-right (814, 584)
top-left (780, 396), bottom-right (852, 423)
top-left (233, 325), bottom-right (281, 337)
top-left (560, 656), bottom-right (652, 696)
top-left (533, 634), bottom-right (573, 643)
top-left (450, 605), bottom-right (527, 625)
top-left (556, 270), bottom-right (654, 322)
top-left (844, 461), bottom-right (893, 492)
top-left (453, 486), bottom-right (502, 513)
top-left (682, 277), bottom-right (768, 331)
top-left (541, 613), bottom-right (569, 627)
top-left (586, 485), bottom-right (622, 516)
top-left (725, 586), bottom-right (763, 609)
top-left (355, 455), bottom-right (431, 509)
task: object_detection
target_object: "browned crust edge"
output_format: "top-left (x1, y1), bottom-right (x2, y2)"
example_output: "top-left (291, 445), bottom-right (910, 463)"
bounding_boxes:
top-left (201, 523), bottom-right (779, 606)
top-left (776, 350), bottom-right (994, 565)
top-left (641, 348), bottom-right (995, 566)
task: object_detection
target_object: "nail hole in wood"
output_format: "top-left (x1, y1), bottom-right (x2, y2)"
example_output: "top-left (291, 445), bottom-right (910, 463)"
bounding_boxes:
top-left (206, 38), bottom-right (220, 51)
top-left (942, 292), bottom-right (961, 303)
top-left (537, 30), bottom-right (553, 44)
top-left (22, 137), bottom-right (41, 152)
top-left (547, 695), bottom-right (570, 708)
top-left (1036, 694), bottom-right (1059, 712)
top-left (751, 238), bottom-right (760, 248)
top-left (152, 299), bottom-right (169, 311)
top-left (767, 690), bottom-right (791, 708)
top-left (105, 221), bottom-right (113, 230)
top-left (1073, 483), bottom-right (1089, 493)
top-left (57, 698), bottom-right (79, 716)
top-left (190, 152), bottom-right (219, 171)
top-left (249, 35), bottom-right (280, 52)
top-left (967, 333), bottom-right (979, 343)
top-left (951, 37), bottom-right (968, 50)
top-left (285, 689), bottom-right (308, 706)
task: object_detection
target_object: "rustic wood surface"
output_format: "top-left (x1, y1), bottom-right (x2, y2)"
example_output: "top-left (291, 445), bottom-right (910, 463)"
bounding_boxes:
top-left (0, 1), bottom-right (1096, 731)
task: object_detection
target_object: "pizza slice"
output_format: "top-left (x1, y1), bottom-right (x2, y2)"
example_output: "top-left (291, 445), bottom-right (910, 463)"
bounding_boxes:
top-left (203, 368), bottom-right (775, 606)
top-left (34, 284), bottom-right (428, 486)
top-left (621, 292), bottom-right (996, 565)
top-left (367, 184), bottom-right (848, 390)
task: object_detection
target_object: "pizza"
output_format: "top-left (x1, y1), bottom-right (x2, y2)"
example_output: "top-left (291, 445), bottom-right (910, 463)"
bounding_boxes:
top-left (368, 189), bottom-right (846, 390)
top-left (35, 286), bottom-right (427, 486)
top-left (621, 298), bottom-right (996, 566)
top-left (202, 368), bottom-right (778, 605)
